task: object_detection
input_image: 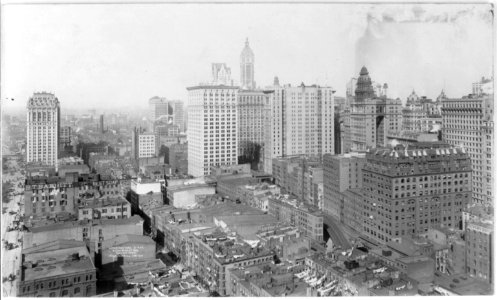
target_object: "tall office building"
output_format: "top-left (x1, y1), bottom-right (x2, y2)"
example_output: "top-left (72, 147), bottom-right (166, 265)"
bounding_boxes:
top-left (263, 82), bottom-right (335, 174)
top-left (27, 92), bottom-right (60, 168)
top-left (171, 100), bottom-right (185, 132)
top-left (348, 67), bottom-right (402, 152)
top-left (362, 143), bottom-right (471, 244)
top-left (186, 85), bottom-right (238, 177)
top-left (442, 93), bottom-right (494, 205)
top-left (149, 96), bottom-right (171, 122)
top-left (240, 38), bottom-right (255, 90)
top-left (237, 90), bottom-right (267, 166)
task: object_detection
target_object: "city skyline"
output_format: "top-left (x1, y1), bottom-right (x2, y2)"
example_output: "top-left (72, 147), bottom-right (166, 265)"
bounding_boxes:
top-left (1, 3), bottom-right (493, 111)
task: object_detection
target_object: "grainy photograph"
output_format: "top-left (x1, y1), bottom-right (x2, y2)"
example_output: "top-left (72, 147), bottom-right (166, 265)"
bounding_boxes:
top-left (0, 0), bottom-right (494, 297)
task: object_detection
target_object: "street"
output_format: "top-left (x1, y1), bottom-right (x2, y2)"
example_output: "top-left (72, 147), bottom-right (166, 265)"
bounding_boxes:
top-left (2, 156), bottom-right (25, 297)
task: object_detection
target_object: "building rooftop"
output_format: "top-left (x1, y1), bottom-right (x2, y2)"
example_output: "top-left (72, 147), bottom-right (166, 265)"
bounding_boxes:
top-left (186, 85), bottom-right (240, 90)
top-left (79, 195), bottom-right (129, 209)
top-left (194, 231), bottom-right (272, 264)
top-left (22, 240), bottom-right (95, 282)
top-left (102, 234), bottom-right (155, 249)
top-left (29, 215), bottom-right (143, 233)
top-left (433, 272), bottom-right (493, 295)
top-left (270, 194), bottom-right (322, 216)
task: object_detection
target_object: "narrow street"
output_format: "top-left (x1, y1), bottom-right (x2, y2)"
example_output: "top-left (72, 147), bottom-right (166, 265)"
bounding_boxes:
top-left (2, 157), bottom-right (25, 297)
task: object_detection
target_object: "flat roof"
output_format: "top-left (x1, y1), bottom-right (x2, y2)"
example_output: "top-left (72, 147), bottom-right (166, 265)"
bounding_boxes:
top-left (29, 215), bottom-right (143, 233)
top-left (186, 85), bottom-right (240, 90)
top-left (434, 273), bottom-right (493, 295)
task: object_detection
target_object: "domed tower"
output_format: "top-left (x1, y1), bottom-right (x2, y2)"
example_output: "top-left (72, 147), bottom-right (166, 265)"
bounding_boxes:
top-left (354, 66), bottom-right (376, 102)
top-left (240, 38), bottom-right (255, 90)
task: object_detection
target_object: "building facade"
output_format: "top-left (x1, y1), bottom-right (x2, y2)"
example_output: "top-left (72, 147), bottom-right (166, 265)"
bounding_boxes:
top-left (18, 240), bottom-right (97, 297)
top-left (441, 94), bottom-right (494, 205)
top-left (24, 174), bottom-right (122, 221)
top-left (240, 38), bottom-right (255, 90)
top-left (263, 82), bottom-right (335, 174)
top-left (322, 153), bottom-right (366, 222)
top-left (348, 67), bottom-right (402, 152)
top-left (465, 222), bottom-right (493, 284)
top-left (186, 86), bottom-right (239, 177)
top-left (27, 92), bottom-right (60, 168)
top-left (361, 143), bottom-right (472, 244)
top-left (237, 90), bottom-right (266, 166)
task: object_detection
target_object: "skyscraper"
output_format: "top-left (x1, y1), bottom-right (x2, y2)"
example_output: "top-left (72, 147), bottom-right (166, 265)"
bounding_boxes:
top-left (171, 100), bottom-right (185, 133)
top-left (27, 92), bottom-right (60, 168)
top-left (187, 85), bottom-right (238, 177)
top-left (149, 96), bottom-right (171, 122)
top-left (263, 82), bottom-right (335, 174)
top-left (237, 90), bottom-right (267, 169)
top-left (347, 67), bottom-right (402, 152)
top-left (442, 93), bottom-right (494, 205)
top-left (240, 38), bottom-right (255, 90)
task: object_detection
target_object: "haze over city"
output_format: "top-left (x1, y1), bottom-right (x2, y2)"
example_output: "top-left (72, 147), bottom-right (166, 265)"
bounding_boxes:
top-left (1, 3), bottom-right (493, 111)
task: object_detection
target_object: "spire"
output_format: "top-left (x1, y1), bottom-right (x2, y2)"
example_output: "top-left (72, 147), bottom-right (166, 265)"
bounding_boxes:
top-left (245, 37), bottom-right (249, 47)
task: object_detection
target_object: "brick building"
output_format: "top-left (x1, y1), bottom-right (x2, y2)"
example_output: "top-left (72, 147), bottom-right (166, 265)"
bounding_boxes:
top-left (18, 240), bottom-right (97, 297)
top-left (362, 143), bottom-right (471, 244)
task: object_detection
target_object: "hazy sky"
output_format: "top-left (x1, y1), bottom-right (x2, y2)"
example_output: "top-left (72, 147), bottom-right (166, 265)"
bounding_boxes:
top-left (1, 2), bottom-right (493, 112)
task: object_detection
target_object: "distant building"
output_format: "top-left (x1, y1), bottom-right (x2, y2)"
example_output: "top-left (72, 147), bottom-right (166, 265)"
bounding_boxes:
top-left (18, 240), bottom-right (97, 297)
top-left (211, 63), bottom-right (233, 86)
top-left (472, 77), bottom-right (493, 96)
top-left (240, 38), bottom-right (255, 90)
top-left (263, 82), bottom-right (335, 174)
top-left (347, 67), bottom-right (402, 152)
top-left (27, 92), bottom-right (60, 168)
top-left (186, 85), bottom-right (239, 177)
top-left (442, 94), bottom-right (494, 205)
top-left (148, 96), bottom-right (171, 122)
top-left (59, 126), bottom-right (72, 148)
top-left (132, 127), bottom-right (156, 160)
top-left (99, 114), bottom-right (104, 134)
top-left (171, 100), bottom-right (185, 132)
top-left (361, 143), bottom-right (471, 244)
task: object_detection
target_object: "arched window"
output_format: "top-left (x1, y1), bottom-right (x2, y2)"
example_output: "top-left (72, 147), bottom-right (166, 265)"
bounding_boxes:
top-left (74, 287), bottom-right (81, 294)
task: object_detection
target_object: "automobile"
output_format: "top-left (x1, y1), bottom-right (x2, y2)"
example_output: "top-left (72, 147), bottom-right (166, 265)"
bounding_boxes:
top-left (9, 211), bottom-right (17, 215)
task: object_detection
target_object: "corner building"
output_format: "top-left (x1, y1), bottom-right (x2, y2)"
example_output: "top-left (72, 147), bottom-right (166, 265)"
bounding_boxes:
top-left (187, 86), bottom-right (238, 177)
top-left (362, 143), bottom-right (472, 244)
top-left (441, 94), bottom-right (494, 205)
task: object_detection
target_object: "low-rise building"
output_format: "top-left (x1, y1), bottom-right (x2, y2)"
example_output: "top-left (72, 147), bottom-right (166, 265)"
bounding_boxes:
top-left (268, 195), bottom-right (323, 242)
top-left (18, 240), bottom-right (97, 297)
top-left (465, 221), bottom-right (493, 284)
top-left (166, 183), bottom-right (216, 209)
top-left (78, 195), bottom-right (131, 220)
top-left (23, 215), bottom-right (144, 258)
top-left (101, 234), bottom-right (156, 267)
top-left (226, 263), bottom-right (309, 297)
